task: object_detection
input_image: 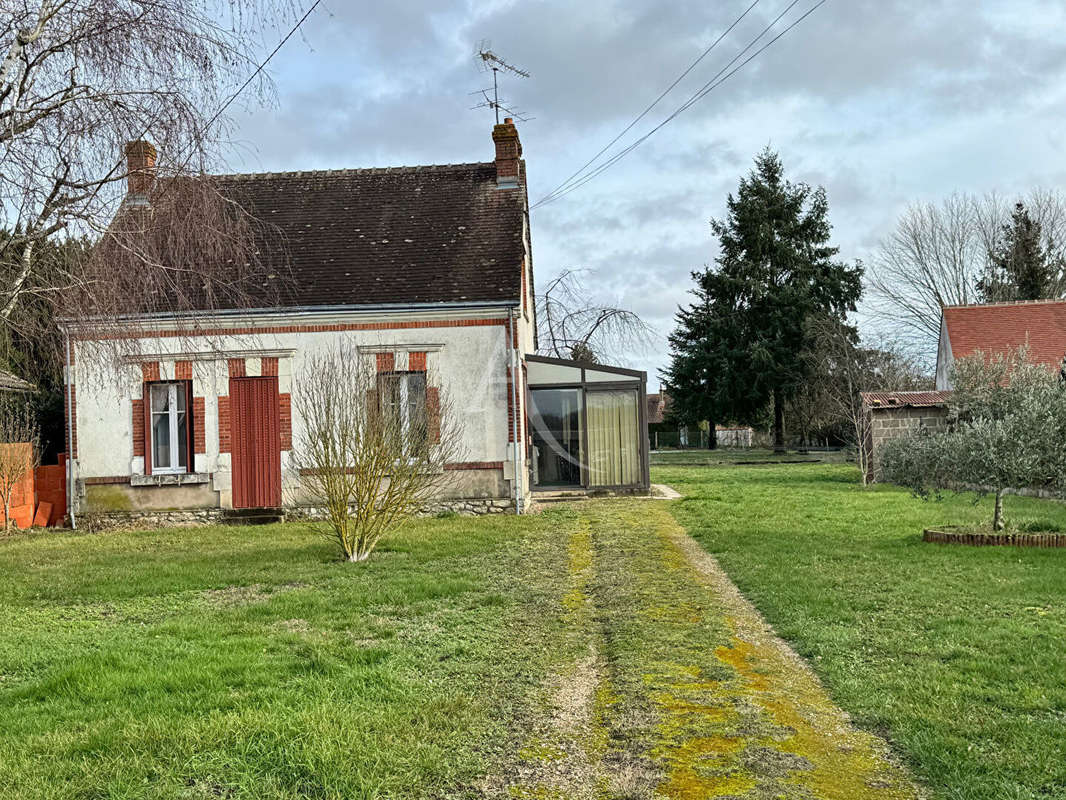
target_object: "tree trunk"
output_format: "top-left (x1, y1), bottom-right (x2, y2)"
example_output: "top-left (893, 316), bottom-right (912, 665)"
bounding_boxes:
top-left (708, 420), bottom-right (717, 450)
top-left (772, 388), bottom-right (785, 453)
top-left (993, 489), bottom-right (1005, 531)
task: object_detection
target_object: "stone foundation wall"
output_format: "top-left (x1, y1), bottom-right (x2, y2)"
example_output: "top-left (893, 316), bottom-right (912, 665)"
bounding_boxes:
top-left (76, 496), bottom-right (515, 531)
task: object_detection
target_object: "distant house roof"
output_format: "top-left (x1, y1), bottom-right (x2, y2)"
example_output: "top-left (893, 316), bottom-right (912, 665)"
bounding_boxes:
top-left (646, 392), bottom-right (666, 424)
top-left (0, 369), bottom-right (34, 393)
top-left (943, 299), bottom-right (1066, 370)
top-left (208, 162), bottom-right (526, 309)
top-left (861, 390), bottom-right (952, 409)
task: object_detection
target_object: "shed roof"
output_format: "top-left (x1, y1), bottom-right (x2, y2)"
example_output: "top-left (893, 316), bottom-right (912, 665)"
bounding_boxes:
top-left (861, 390), bottom-right (952, 409)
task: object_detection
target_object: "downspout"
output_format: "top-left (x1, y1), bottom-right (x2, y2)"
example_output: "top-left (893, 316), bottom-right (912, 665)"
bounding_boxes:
top-left (508, 312), bottom-right (524, 514)
top-left (65, 332), bottom-right (76, 529)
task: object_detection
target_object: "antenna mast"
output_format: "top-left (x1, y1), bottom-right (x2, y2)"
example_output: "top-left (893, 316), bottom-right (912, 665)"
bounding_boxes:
top-left (472, 41), bottom-right (532, 124)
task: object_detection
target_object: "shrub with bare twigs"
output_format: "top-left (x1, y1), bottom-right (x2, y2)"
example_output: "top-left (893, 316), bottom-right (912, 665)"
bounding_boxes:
top-left (290, 344), bottom-right (466, 563)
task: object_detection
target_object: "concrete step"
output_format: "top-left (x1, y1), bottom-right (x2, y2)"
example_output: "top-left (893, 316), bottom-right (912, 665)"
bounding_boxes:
top-left (221, 508), bottom-right (286, 526)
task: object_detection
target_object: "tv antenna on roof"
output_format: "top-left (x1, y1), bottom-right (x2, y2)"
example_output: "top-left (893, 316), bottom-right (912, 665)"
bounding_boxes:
top-left (472, 40), bottom-right (532, 124)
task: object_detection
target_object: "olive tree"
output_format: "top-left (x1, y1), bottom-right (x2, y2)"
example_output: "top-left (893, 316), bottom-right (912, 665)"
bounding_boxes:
top-left (0, 397), bottom-right (40, 532)
top-left (881, 347), bottom-right (1066, 530)
top-left (290, 344), bottom-right (465, 562)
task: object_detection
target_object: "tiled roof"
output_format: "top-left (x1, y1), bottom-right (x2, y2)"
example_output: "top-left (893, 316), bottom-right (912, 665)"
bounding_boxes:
top-left (943, 300), bottom-right (1066, 370)
top-left (213, 162), bottom-right (526, 308)
top-left (861, 390), bottom-right (952, 408)
top-left (646, 393), bottom-right (665, 424)
top-left (0, 369), bottom-right (34, 392)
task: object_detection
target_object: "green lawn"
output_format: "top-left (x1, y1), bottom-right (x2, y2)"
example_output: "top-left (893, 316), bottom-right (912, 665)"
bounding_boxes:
top-left (0, 515), bottom-right (573, 799)
top-left (660, 463), bottom-right (1066, 800)
top-left (5, 466), bottom-right (1066, 799)
top-left (651, 447), bottom-right (848, 467)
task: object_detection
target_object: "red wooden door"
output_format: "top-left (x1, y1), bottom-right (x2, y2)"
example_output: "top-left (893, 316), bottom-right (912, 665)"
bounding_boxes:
top-left (230, 376), bottom-right (282, 509)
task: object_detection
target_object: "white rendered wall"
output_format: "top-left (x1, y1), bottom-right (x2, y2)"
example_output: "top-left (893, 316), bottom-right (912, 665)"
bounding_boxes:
top-left (71, 309), bottom-right (516, 507)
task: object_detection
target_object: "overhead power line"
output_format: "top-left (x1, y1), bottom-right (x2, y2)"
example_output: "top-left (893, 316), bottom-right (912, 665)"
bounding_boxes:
top-left (541, 0), bottom-right (762, 207)
top-left (531, 0), bottom-right (828, 210)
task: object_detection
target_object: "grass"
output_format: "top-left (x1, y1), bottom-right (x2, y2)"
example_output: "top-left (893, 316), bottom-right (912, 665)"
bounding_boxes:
top-left (5, 466), bottom-right (1066, 799)
top-left (0, 516), bottom-right (574, 799)
top-left (660, 462), bottom-right (1066, 800)
top-left (650, 447), bottom-right (848, 468)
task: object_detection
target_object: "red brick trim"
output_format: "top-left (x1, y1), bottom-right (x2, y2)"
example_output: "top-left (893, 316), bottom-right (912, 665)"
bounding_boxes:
top-left (78, 318), bottom-right (508, 341)
top-left (193, 397), bottom-right (206, 454)
top-left (228, 358), bottom-right (246, 377)
top-left (408, 351), bottom-right (427, 371)
top-left (376, 352), bottom-right (395, 373)
top-left (132, 398), bottom-right (145, 457)
top-left (279, 393), bottom-right (292, 450)
top-left (175, 360), bottom-right (193, 380)
top-left (218, 396), bottom-right (231, 453)
top-left (300, 461), bottom-right (504, 476)
top-left (141, 361), bottom-right (160, 381)
top-left (262, 357), bottom-right (279, 376)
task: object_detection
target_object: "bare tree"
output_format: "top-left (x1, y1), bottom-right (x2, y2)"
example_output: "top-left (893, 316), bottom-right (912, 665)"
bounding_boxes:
top-left (537, 269), bottom-right (655, 363)
top-left (868, 190), bottom-right (1066, 356)
top-left (810, 318), bottom-right (927, 484)
top-left (0, 0), bottom-right (296, 364)
top-left (0, 397), bottom-right (40, 532)
top-left (290, 344), bottom-right (466, 563)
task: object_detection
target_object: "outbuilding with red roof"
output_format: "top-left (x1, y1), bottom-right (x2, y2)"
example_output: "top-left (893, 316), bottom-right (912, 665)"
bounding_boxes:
top-left (935, 299), bottom-right (1066, 389)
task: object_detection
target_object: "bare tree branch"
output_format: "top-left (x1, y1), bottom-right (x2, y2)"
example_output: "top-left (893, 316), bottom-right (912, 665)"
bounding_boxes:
top-left (535, 268), bottom-right (655, 364)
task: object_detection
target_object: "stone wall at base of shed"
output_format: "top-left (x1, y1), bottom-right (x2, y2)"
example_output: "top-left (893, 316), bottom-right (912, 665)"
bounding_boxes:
top-left (866, 404), bottom-right (950, 482)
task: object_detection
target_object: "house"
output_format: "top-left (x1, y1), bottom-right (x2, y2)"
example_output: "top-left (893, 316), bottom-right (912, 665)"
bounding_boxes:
top-left (935, 299), bottom-right (1066, 389)
top-left (645, 388), bottom-right (752, 449)
top-left (63, 120), bottom-right (649, 525)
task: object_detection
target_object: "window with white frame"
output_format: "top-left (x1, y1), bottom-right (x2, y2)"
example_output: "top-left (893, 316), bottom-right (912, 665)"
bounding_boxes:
top-left (150, 382), bottom-right (189, 473)
top-left (377, 371), bottom-right (428, 447)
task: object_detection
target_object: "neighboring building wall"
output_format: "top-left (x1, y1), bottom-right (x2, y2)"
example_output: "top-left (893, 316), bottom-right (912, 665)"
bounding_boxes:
top-left (935, 317), bottom-right (954, 390)
top-left (69, 308), bottom-right (519, 515)
top-left (866, 405), bottom-right (950, 481)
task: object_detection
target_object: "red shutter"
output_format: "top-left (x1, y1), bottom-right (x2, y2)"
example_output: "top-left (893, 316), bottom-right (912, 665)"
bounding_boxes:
top-left (143, 383), bottom-right (153, 475)
top-left (427, 387), bottom-right (440, 444)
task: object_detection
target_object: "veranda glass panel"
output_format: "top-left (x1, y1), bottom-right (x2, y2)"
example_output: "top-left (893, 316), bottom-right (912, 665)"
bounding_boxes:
top-left (586, 389), bottom-right (640, 487)
top-left (530, 388), bottom-right (584, 487)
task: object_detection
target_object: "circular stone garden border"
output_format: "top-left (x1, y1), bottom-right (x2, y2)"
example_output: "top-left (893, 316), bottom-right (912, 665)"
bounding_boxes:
top-left (923, 528), bottom-right (1066, 548)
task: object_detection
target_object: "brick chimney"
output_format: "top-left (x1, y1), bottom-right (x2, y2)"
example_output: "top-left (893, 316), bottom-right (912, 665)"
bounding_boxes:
top-left (492, 117), bottom-right (522, 189)
top-left (125, 140), bottom-right (157, 198)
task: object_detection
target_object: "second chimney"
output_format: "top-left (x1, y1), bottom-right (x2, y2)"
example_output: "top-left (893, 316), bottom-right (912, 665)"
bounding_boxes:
top-left (125, 140), bottom-right (157, 198)
top-left (492, 118), bottom-right (522, 189)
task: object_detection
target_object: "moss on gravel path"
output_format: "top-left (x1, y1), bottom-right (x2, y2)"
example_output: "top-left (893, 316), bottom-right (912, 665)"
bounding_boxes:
top-left (498, 501), bottom-right (922, 799)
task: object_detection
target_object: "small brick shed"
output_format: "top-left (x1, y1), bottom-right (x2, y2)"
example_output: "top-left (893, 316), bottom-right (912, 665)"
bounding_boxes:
top-left (861, 391), bottom-right (952, 482)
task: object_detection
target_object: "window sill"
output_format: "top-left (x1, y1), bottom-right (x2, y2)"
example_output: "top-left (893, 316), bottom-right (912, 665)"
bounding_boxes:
top-left (131, 472), bottom-right (210, 487)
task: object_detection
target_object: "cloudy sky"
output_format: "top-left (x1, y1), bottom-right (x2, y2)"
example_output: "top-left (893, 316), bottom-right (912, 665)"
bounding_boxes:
top-left (229, 0), bottom-right (1066, 383)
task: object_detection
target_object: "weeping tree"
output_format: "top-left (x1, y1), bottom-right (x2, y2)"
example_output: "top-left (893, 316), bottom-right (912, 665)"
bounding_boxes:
top-left (537, 269), bottom-right (654, 363)
top-left (881, 347), bottom-right (1066, 530)
top-left (290, 344), bottom-right (465, 562)
top-left (1, 0), bottom-right (298, 371)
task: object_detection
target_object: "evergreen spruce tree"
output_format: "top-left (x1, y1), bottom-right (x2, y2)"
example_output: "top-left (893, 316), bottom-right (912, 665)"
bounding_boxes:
top-left (666, 149), bottom-right (862, 451)
top-left (978, 202), bottom-right (1066, 302)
